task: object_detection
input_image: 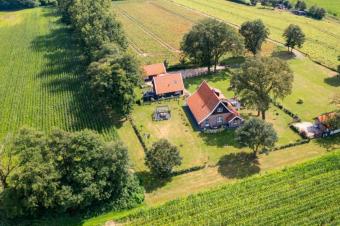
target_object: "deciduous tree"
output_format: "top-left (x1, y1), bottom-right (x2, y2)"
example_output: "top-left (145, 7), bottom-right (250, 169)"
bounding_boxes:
top-left (145, 139), bottom-right (182, 178)
top-left (235, 117), bottom-right (278, 156)
top-left (239, 19), bottom-right (269, 55)
top-left (231, 57), bottom-right (294, 120)
top-left (283, 24), bottom-right (305, 52)
top-left (181, 18), bottom-right (244, 73)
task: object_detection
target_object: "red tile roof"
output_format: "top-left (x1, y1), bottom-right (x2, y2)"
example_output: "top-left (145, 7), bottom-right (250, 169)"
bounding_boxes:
top-left (187, 81), bottom-right (241, 124)
top-left (187, 81), bottom-right (221, 124)
top-left (153, 73), bottom-right (184, 95)
top-left (143, 63), bottom-right (166, 78)
top-left (317, 112), bottom-right (336, 124)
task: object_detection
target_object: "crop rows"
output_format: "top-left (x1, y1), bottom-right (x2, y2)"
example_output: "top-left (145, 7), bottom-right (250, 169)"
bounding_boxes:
top-left (0, 8), bottom-right (118, 140)
top-left (122, 152), bottom-right (340, 225)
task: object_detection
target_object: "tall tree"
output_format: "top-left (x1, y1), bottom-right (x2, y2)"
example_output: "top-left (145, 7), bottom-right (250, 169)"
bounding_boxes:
top-left (231, 57), bottom-right (294, 120)
top-left (87, 45), bottom-right (141, 116)
top-left (181, 18), bottom-right (244, 73)
top-left (283, 24), bottom-right (305, 52)
top-left (239, 19), bottom-right (269, 56)
top-left (236, 118), bottom-right (278, 156)
top-left (145, 139), bottom-right (182, 178)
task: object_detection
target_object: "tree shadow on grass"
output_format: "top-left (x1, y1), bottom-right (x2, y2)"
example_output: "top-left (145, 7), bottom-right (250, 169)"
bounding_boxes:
top-left (30, 9), bottom-right (123, 135)
top-left (315, 135), bottom-right (340, 151)
top-left (271, 50), bottom-right (296, 60)
top-left (218, 152), bottom-right (260, 179)
top-left (136, 171), bottom-right (172, 193)
top-left (324, 76), bottom-right (340, 87)
top-left (200, 129), bottom-right (238, 148)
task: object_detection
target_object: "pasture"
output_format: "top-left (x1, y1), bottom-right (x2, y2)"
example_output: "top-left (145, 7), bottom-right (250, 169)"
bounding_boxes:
top-left (113, 0), bottom-right (340, 69)
top-left (289, 0), bottom-right (340, 17)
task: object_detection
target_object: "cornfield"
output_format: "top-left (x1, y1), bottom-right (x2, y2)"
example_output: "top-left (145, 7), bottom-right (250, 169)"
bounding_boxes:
top-left (122, 151), bottom-right (340, 225)
top-left (0, 8), bottom-right (118, 140)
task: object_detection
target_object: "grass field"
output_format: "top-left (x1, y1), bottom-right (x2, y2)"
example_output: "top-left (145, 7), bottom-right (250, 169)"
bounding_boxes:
top-left (113, 0), bottom-right (340, 69)
top-left (290, 0), bottom-right (340, 17)
top-left (121, 150), bottom-right (340, 225)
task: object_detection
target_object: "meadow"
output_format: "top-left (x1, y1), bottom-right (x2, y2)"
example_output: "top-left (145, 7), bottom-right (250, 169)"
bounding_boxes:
top-left (113, 0), bottom-right (340, 69)
top-left (121, 151), bottom-right (340, 225)
top-left (289, 0), bottom-right (340, 17)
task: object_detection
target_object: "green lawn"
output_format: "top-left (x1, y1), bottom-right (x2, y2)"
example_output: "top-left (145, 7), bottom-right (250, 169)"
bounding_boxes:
top-left (290, 0), bottom-right (340, 17)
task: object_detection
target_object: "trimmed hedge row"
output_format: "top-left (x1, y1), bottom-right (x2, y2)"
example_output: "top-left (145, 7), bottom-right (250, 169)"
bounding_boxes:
top-left (260, 139), bottom-right (310, 154)
top-left (128, 116), bottom-right (148, 152)
top-left (171, 165), bottom-right (206, 177)
top-left (272, 101), bottom-right (301, 122)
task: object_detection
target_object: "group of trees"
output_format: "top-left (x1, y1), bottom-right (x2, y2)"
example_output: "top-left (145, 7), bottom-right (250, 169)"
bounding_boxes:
top-left (295, 0), bottom-right (326, 19)
top-left (56, 0), bottom-right (140, 116)
top-left (0, 0), bottom-right (55, 9)
top-left (0, 128), bottom-right (144, 220)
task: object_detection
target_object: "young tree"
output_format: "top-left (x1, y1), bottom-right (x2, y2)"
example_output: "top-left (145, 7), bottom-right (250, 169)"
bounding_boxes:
top-left (235, 118), bottom-right (278, 156)
top-left (87, 45), bottom-right (141, 115)
top-left (295, 0), bottom-right (306, 11)
top-left (230, 57), bottom-right (294, 120)
top-left (239, 19), bottom-right (269, 55)
top-left (181, 18), bottom-right (244, 73)
top-left (145, 139), bottom-right (182, 178)
top-left (283, 24), bottom-right (305, 52)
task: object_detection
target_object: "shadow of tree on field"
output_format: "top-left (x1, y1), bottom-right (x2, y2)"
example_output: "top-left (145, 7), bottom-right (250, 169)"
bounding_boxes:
top-left (218, 152), bottom-right (260, 179)
top-left (271, 50), bottom-right (296, 60)
top-left (30, 9), bottom-right (123, 136)
top-left (324, 76), bottom-right (340, 87)
top-left (136, 171), bottom-right (172, 193)
top-left (315, 135), bottom-right (340, 151)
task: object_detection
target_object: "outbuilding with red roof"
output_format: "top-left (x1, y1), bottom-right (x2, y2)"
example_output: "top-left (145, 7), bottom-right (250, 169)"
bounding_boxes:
top-left (143, 63), bottom-right (167, 81)
top-left (153, 73), bottom-right (184, 97)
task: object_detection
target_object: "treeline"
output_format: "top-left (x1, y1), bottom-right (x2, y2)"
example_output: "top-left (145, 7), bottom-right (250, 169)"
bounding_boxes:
top-left (0, 128), bottom-right (144, 221)
top-left (57, 0), bottom-right (140, 116)
top-left (0, 0), bottom-right (55, 10)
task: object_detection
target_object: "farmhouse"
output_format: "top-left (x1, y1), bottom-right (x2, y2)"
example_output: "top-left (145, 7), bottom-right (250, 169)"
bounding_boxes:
top-left (153, 73), bottom-right (184, 98)
top-left (187, 81), bottom-right (243, 129)
top-left (143, 63), bottom-right (167, 81)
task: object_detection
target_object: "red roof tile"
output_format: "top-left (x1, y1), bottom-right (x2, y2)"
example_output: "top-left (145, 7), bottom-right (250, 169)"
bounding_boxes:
top-left (187, 81), bottom-right (221, 124)
top-left (143, 63), bottom-right (166, 78)
top-left (153, 73), bottom-right (184, 95)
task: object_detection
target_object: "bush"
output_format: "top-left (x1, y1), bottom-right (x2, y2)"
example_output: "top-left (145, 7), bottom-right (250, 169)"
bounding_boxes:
top-left (308, 5), bottom-right (326, 19)
top-left (145, 139), bottom-right (182, 178)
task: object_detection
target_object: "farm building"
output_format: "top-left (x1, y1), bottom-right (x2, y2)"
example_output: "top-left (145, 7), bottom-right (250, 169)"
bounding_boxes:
top-left (153, 73), bottom-right (184, 98)
top-left (143, 63), bottom-right (167, 81)
top-left (187, 81), bottom-right (243, 129)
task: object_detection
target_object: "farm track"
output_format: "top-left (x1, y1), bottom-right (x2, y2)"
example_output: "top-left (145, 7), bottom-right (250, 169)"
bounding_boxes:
top-left (116, 7), bottom-right (180, 53)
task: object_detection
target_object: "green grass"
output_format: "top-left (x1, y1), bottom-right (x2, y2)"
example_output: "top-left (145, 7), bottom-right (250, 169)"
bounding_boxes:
top-left (120, 150), bottom-right (340, 225)
top-left (114, 0), bottom-right (340, 69)
top-left (290, 0), bottom-right (340, 17)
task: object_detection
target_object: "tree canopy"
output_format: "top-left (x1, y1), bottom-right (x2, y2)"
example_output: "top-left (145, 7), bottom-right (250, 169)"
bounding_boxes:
top-left (239, 19), bottom-right (269, 55)
top-left (283, 24), bottom-right (305, 52)
top-left (0, 128), bottom-right (144, 219)
top-left (230, 57), bottom-right (294, 120)
top-left (181, 18), bottom-right (244, 73)
top-left (145, 139), bottom-right (182, 178)
top-left (235, 117), bottom-right (278, 155)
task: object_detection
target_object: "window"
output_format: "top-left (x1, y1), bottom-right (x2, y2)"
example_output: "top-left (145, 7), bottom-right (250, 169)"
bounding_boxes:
top-left (205, 120), bottom-right (210, 127)
top-left (217, 116), bottom-right (223, 123)
top-left (217, 107), bottom-right (223, 113)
